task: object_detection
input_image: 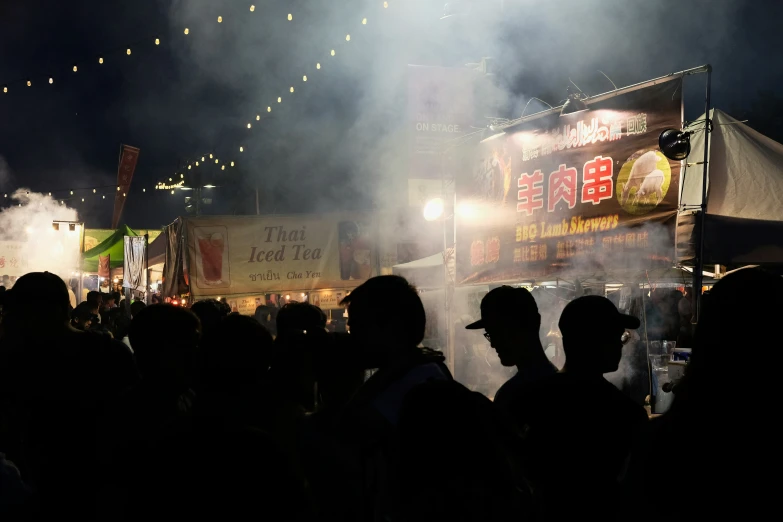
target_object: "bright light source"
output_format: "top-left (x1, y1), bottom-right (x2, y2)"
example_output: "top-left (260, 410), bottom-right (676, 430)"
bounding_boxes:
top-left (239, 146), bottom-right (244, 152)
top-left (181, 173), bottom-right (184, 178)
top-left (184, 28), bottom-right (189, 35)
top-left (188, 165), bottom-right (192, 169)
top-left (362, 18), bottom-right (367, 25)
top-left (209, 153), bottom-right (213, 158)
top-left (49, 77), bottom-right (53, 84)
top-left (457, 201), bottom-right (478, 220)
top-left (277, 97), bottom-right (282, 103)
top-left (126, 48), bottom-right (131, 55)
top-left (290, 86), bottom-right (294, 93)
top-left (247, 123), bottom-right (252, 129)
top-left (73, 65), bottom-right (78, 72)
top-left (221, 165), bottom-right (225, 170)
top-left (316, 63), bottom-right (321, 70)
top-left (384, 1), bottom-right (389, 8)
top-left (256, 114), bottom-right (260, 120)
top-left (202, 156), bottom-right (205, 161)
top-left (81, 198), bottom-right (85, 202)
top-left (195, 161), bottom-right (199, 166)
top-left (117, 186), bottom-right (121, 191)
top-left (204, 184), bottom-right (216, 188)
top-left (99, 57), bottom-right (104, 64)
top-left (230, 161), bottom-right (235, 167)
top-left (103, 195), bottom-right (105, 199)
top-left (93, 189), bottom-right (96, 193)
top-left (2, 86), bottom-right (6, 93)
top-left (303, 75), bottom-right (307, 82)
top-left (287, 13), bottom-right (293, 21)
top-left (169, 178), bottom-right (173, 182)
top-left (171, 190), bottom-right (175, 194)
top-left (267, 106), bottom-right (272, 112)
top-left (214, 159), bottom-right (218, 164)
top-left (423, 198), bottom-right (445, 221)
top-left (346, 34), bottom-right (351, 41)
top-left (155, 38), bottom-right (160, 45)
top-left (122, 193), bottom-right (126, 197)
top-left (330, 49), bottom-right (335, 56)
top-left (70, 191), bottom-right (74, 195)
top-left (250, 5), bottom-right (256, 12)
top-left (285, 294), bottom-right (291, 300)
top-left (27, 80), bottom-right (31, 87)
top-left (217, 16), bottom-right (223, 23)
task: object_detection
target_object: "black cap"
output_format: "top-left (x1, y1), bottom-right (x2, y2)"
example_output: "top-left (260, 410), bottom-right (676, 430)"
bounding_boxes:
top-left (465, 286), bottom-right (538, 330)
top-left (558, 295), bottom-right (640, 338)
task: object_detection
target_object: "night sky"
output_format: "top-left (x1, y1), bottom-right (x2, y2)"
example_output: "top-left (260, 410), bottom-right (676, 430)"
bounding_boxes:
top-left (1, 0), bottom-right (781, 230)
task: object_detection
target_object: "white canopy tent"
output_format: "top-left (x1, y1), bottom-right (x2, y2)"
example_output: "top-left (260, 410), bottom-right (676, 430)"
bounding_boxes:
top-left (677, 109), bottom-right (783, 266)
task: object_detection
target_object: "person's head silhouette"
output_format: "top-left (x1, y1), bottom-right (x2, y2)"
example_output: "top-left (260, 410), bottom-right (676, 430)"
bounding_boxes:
top-left (276, 302), bottom-right (326, 341)
top-left (465, 286), bottom-right (542, 367)
top-left (3, 271), bottom-right (71, 333)
top-left (340, 275), bottom-right (425, 368)
top-left (129, 304), bottom-right (200, 391)
top-left (558, 295), bottom-right (640, 374)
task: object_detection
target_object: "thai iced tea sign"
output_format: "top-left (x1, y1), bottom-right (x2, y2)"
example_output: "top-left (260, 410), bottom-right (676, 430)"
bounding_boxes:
top-left (185, 213), bottom-right (373, 297)
top-left (457, 78), bottom-right (683, 283)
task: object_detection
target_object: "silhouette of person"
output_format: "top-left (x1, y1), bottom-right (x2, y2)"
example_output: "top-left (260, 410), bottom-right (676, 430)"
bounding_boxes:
top-left (0, 272), bottom-right (137, 519)
top-left (621, 268), bottom-right (783, 521)
top-left (465, 286), bottom-right (556, 410)
top-left (516, 295), bottom-right (647, 521)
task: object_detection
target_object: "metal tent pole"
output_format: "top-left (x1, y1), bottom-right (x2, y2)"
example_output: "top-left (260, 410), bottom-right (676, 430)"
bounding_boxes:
top-left (692, 65), bottom-right (712, 324)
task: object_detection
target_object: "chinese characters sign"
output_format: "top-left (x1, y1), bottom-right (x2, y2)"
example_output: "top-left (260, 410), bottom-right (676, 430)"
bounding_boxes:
top-left (457, 78), bottom-right (683, 283)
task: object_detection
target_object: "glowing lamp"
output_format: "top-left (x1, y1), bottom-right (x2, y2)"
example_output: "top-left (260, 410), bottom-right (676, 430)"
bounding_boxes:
top-left (256, 114), bottom-right (261, 120)
top-left (290, 86), bottom-right (294, 93)
top-left (155, 38), bottom-right (160, 45)
top-left (303, 75), bottom-right (307, 82)
top-left (362, 18), bottom-right (367, 24)
top-left (231, 161), bottom-right (235, 167)
top-left (250, 5), bottom-right (255, 12)
top-left (267, 106), bottom-right (272, 112)
top-left (171, 190), bottom-right (175, 194)
top-left (316, 63), bottom-right (321, 70)
top-left (659, 129), bottom-right (692, 161)
top-left (93, 189), bottom-right (96, 193)
top-left (217, 16), bottom-right (223, 23)
top-left (247, 123), bottom-right (252, 129)
top-left (239, 146), bottom-right (244, 152)
top-left (215, 159), bottom-right (218, 164)
top-left (202, 156), bottom-right (205, 161)
top-left (346, 34), bottom-right (351, 41)
top-left (184, 28), bottom-right (189, 35)
top-left (126, 48), bottom-right (131, 55)
top-left (278, 97), bottom-right (282, 103)
top-left (210, 153), bottom-right (213, 158)
top-left (221, 165), bottom-right (225, 170)
top-left (181, 173), bottom-right (184, 178)
top-left (331, 49), bottom-right (335, 56)
top-left (288, 13), bottom-right (293, 20)
top-left (27, 80), bottom-right (31, 87)
top-left (73, 65), bottom-right (78, 72)
top-left (423, 198), bottom-right (445, 221)
top-left (70, 191), bottom-right (74, 195)
top-left (2, 86), bottom-right (6, 93)
top-left (99, 57), bottom-right (104, 64)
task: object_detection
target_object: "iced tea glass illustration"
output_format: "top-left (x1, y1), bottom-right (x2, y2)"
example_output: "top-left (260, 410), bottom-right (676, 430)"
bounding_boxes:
top-left (198, 233), bottom-right (224, 284)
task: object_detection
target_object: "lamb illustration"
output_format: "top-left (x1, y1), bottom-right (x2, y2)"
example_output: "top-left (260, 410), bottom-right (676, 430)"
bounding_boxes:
top-left (620, 150), bottom-right (662, 206)
top-left (631, 169), bottom-right (665, 206)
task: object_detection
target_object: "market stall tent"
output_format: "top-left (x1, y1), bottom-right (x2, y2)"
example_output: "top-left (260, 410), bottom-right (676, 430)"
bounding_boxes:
top-left (677, 110), bottom-right (783, 266)
top-left (82, 225), bottom-right (139, 272)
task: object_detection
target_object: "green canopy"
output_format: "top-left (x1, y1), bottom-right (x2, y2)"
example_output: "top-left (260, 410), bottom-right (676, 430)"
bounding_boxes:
top-left (82, 224), bottom-right (139, 272)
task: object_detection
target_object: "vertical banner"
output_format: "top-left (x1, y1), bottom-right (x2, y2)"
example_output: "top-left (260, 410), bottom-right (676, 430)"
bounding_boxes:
top-left (111, 145), bottom-right (140, 229)
top-left (123, 236), bottom-right (147, 291)
top-left (98, 254), bottom-right (111, 278)
top-left (457, 78), bottom-right (683, 284)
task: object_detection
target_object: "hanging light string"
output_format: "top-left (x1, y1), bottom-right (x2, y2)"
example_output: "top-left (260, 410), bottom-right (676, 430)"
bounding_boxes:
top-left (164, 2), bottom-right (392, 188)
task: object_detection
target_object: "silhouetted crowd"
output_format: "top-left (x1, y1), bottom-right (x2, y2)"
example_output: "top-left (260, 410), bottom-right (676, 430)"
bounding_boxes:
top-left (0, 268), bottom-right (780, 521)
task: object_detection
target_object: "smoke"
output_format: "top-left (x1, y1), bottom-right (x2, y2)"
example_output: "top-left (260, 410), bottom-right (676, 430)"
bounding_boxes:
top-left (0, 190), bottom-right (81, 286)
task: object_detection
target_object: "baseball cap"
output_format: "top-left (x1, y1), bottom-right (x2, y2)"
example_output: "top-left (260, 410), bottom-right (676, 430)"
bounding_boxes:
top-left (465, 286), bottom-right (538, 330)
top-left (558, 295), bottom-right (640, 338)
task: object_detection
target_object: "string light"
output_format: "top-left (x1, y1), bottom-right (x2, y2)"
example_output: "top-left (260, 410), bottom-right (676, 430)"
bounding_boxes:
top-left (2, 86), bottom-right (6, 93)
top-left (331, 49), bottom-right (336, 56)
top-left (239, 146), bottom-right (244, 152)
top-left (288, 13), bottom-right (293, 21)
top-left (384, 1), bottom-right (389, 8)
top-left (231, 161), bottom-right (235, 167)
top-left (250, 5), bottom-right (255, 12)
top-left (99, 57), bottom-right (104, 64)
top-left (316, 63), bottom-right (321, 69)
top-left (126, 48), bottom-right (132, 55)
top-left (221, 165), bottom-right (225, 171)
top-left (209, 153), bottom-right (213, 158)
top-left (103, 195), bottom-right (105, 199)
top-left (303, 75), bottom-right (307, 82)
top-left (26, 80), bottom-right (31, 87)
top-left (93, 189), bottom-right (96, 193)
top-left (201, 156), bottom-right (205, 161)
top-left (215, 159), bottom-right (218, 164)
top-left (48, 192), bottom-right (51, 196)
top-left (256, 114), bottom-right (261, 121)
top-left (143, 188), bottom-right (147, 191)
top-left (49, 77), bottom-right (53, 84)
top-left (217, 16), bottom-right (223, 23)
top-left (171, 190), bottom-right (175, 194)
top-left (117, 186), bottom-right (120, 191)
top-left (188, 165), bottom-right (192, 170)
top-left (70, 191), bottom-right (74, 195)
top-left (122, 192), bottom-right (126, 197)
top-left (277, 97), bottom-right (282, 103)
top-left (346, 34), bottom-right (351, 41)
top-left (267, 106), bottom-right (271, 112)
top-left (363, 18), bottom-right (367, 25)
top-left (184, 28), bottom-right (190, 35)
top-left (290, 86), bottom-right (294, 93)
top-left (196, 161), bottom-right (199, 166)
top-left (169, 178), bottom-right (173, 182)
top-left (73, 65), bottom-right (78, 72)
top-left (247, 123), bottom-right (252, 129)
top-left (155, 38), bottom-right (160, 45)
top-left (181, 173), bottom-right (184, 178)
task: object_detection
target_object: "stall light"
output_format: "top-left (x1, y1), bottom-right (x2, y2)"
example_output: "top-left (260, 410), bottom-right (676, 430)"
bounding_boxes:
top-left (49, 77), bottom-right (54, 84)
top-left (423, 198), bottom-right (445, 221)
top-left (303, 75), bottom-right (307, 82)
top-left (231, 161), bottom-right (235, 167)
top-left (290, 86), bottom-right (294, 93)
top-left (239, 146), bottom-right (244, 152)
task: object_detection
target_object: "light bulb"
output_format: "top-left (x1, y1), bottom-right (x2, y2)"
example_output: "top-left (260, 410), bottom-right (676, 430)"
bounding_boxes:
top-left (278, 97), bottom-right (282, 103)
top-left (155, 38), bottom-right (160, 45)
top-left (346, 34), bottom-right (351, 41)
top-left (303, 75), bottom-right (307, 82)
top-left (316, 63), bottom-right (321, 69)
top-left (171, 190), bottom-right (175, 195)
top-left (331, 49), bottom-right (335, 56)
top-left (290, 86), bottom-right (294, 93)
top-left (239, 146), bottom-right (244, 152)
top-left (122, 193), bottom-right (126, 197)
top-left (231, 161), bottom-right (235, 167)
top-left (362, 18), bottom-right (367, 25)
top-left (81, 198), bottom-right (85, 202)
top-left (217, 16), bottom-right (223, 23)
top-left (70, 191), bottom-right (74, 195)
top-left (103, 195), bottom-right (105, 199)
top-left (384, 1), bottom-right (388, 8)
top-left (256, 114), bottom-right (261, 121)
top-left (247, 123), bottom-right (252, 129)
top-left (117, 186), bottom-right (120, 191)
top-left (250, 5), bottom-right (255, 12)
top-left (196, 161), bottom-right (199, 166)
top-left (221, 165), bottom-right (225, 170)
top-left (181, 173), bottom-right (184, 178)
top-left (215, 159), bottom-right (218, 164)
top-left (209, 153), bottom-right (213, 158)
top-left (48, 192), bottom-right (51, 196)
top-left (288, 13), bottom-right (293, 21)
top-left (184, 28), bottom-right (189, 35)
top-left (267, 106), bottom-right (271, 112)
top-left (202, 156), bottom-right (205, 161)
top-left (2, 86), bottom-right (6, 93)
top-left (143, 188), bottom-right (146, 192)
top-left (49, 77), bottom-right (53, 84)
top-left (169, 178), bottom-right (173, 182)
top-left (188, 165), bottom-right (192, 170)
top-left (126, 48), bottom-right (131, 55)
top-left (93, 189), bottom-right (96, 193)
top-left (27, 80), bottom-right (31, 87)
top-left (99, 57), bottom-right (104, 64)
top-left (73, 65), bottom-right (78, 72)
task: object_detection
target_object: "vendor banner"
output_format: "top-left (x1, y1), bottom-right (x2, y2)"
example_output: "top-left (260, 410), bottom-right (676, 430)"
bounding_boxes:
top-left (111, 144), bottom-right (140, 229)
top-left (457, 78), bottom-right (683, 283)
top-left (185, 213), bottom-right (374, 297)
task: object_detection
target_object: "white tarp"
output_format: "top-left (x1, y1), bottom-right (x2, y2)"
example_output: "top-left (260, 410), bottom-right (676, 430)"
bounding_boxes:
top-left (681, 109), bottom-right (783, 219)
top-left (677, 109), bottom-right (783, 265)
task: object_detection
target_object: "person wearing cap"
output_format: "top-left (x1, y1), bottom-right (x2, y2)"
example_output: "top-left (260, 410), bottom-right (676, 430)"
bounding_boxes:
top-left (465, 286), bottom-right (556, 411)
top-left (515, 295), bottom-right (647, 520)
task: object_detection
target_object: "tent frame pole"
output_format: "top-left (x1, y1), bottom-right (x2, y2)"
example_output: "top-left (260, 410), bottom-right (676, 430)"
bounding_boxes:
top-left (692, 65), bottom-right (712, 324)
